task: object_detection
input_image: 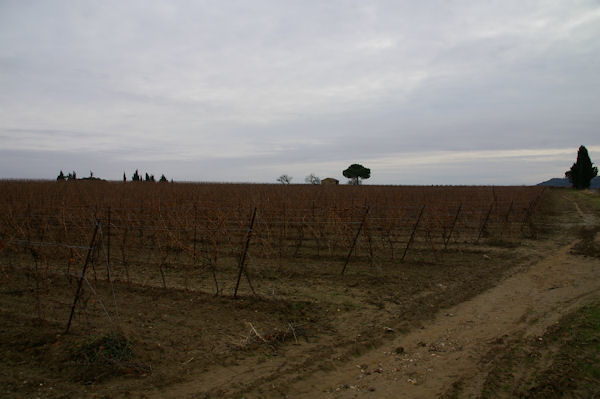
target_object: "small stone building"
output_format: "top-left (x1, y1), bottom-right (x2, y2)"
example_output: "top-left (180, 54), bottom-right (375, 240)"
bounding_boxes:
top-left (321, 178), bottom-right (339, 185)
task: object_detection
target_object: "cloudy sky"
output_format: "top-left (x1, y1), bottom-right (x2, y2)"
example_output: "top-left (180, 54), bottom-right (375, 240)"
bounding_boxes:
top-left (1, 1), bottom-right (599, 184)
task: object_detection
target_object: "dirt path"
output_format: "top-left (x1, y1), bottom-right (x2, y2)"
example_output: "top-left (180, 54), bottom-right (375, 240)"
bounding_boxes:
top-left (287, 240), bottom-right (600, 398)
top-left (142, 194), bottom-right (600, 399)
top-left (285, 198), bottom-right (600, 398)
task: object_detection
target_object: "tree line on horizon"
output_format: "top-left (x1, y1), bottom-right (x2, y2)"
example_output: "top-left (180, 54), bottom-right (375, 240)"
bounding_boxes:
top-left (126, 169), bottom-right (169, 183)
top-left (54, 147), bottom-right (597, 188)
top-left (56, 170), bottom-right (170, 183)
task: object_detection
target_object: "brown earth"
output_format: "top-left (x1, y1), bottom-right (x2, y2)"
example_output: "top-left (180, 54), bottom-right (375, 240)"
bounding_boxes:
top-left (1, 189), bottom-right (599, 398)
top-left (142, 190), bottom-right (600, 399)
top-left (289, 229), bottom-right (600, 399)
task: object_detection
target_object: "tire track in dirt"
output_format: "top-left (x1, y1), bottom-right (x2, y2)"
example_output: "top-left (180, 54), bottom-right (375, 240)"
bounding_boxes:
top-left (286, 240), bottom-right (600, 398)
top-left (281, 196), bottom-right (600, 398)
top-left (141, 192), bottom-right (599, 399)
top-left (565, 194), bottom-right (599, 226)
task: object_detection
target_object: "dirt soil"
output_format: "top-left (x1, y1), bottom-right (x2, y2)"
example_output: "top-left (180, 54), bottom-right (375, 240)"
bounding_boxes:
top-left (1, 189), bottom-right (599, 398)
top-left (288, 226), bottom-right (600, 399)
top-left (143, 191), bottom-right (600, 399)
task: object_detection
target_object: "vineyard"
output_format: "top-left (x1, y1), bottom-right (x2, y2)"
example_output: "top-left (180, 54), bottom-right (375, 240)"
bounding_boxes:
top-left (0, 181), bottom-right (551, 398)
top-left (1, 181), bottom-right (545, 297)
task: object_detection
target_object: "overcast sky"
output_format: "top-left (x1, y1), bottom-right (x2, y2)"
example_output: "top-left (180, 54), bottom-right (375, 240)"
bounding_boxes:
top-left (1, 1), bottom-right (599, 185)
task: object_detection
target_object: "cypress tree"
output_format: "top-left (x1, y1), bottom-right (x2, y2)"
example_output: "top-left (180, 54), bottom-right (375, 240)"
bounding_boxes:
top-left (565, 145), bottom-right (598, 189)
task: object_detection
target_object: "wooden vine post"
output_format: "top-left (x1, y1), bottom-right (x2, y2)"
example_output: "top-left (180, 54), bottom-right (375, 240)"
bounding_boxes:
top-left (503, 200), bottom-right (514, 239)
top-left (477, 202), bottom-right (494, 243)
top-left (444, 203), bottom-right (462, 249)
top-left (521, 188), bottom-right (545, 236)
top-left (65, 221), bottom-right (100, 334)
top-left (106, 206), bottom-right (111, 283)
top-left (193, 204), bottom-right (197, 260)
top-left (401, 204), bottom-right (425, 261)
top-left (340, 206), bottom-right (370, 276)
top-left (234, 207), bottom-right (257, 298)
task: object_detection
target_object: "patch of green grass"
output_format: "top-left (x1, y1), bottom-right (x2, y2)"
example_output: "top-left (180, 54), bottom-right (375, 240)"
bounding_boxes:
top-left (571, 189), bottom-right (600, 212)
top-left (480, 301), bottom-right (600, 398)
top-left (571, 226), bottom-right (600, 257)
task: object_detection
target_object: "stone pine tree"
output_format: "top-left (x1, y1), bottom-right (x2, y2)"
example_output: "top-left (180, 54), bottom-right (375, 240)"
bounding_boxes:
top-left (565, 145), bottom-right (598, 189)
top-left (343, 164), bottom-right (371, 185)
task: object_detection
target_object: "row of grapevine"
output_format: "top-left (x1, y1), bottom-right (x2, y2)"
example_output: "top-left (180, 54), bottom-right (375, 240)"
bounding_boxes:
top-left (0, 181), bottom-right (546, 328)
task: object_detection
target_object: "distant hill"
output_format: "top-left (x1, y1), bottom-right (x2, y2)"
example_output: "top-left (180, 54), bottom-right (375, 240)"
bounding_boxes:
top-left (538, 177), bottom-right (600, 188)
top-left (538, 178), bottom-right (571, 187)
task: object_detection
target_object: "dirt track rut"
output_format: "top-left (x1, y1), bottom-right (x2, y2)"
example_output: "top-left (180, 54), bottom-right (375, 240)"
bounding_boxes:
top-left (144, 194), bottom-right (600, 399)
top-left (288, 239), bottom-right (600, 398)
top-left (287, 197), bottom-right (600, 398)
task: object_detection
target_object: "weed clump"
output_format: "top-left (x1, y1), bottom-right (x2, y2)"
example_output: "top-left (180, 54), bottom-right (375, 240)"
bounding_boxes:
top-left (70, 331), bottom-right (149, 382)
top-left (571, 226), bottom-right (600, 258)
top-left (73, 331), bottom-right (134, 364)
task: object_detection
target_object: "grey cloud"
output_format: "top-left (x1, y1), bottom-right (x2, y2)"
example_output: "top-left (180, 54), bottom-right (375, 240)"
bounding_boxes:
top-left (1, 1), bottom-right (599, 184)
